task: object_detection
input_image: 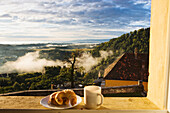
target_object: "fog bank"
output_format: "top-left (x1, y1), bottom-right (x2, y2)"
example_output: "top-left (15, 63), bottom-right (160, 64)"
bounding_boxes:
top-left (0, 50), bottom-right (113, 73)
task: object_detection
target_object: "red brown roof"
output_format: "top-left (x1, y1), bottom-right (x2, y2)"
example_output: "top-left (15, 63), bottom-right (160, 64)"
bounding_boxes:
top-left (104, 53), bottom-right (149, 82)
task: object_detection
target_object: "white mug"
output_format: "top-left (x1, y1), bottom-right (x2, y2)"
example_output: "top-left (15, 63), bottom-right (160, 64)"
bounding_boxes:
top-left (84, 86), bottom-right (104, 109)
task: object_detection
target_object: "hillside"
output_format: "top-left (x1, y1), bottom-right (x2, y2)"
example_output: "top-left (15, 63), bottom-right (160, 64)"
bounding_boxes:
top-left (92, 28), bottom-right (149, 57)
top-left (86, 28), bottom-right (150, 80)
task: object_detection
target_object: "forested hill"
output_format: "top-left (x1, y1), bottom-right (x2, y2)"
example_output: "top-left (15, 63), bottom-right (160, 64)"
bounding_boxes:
top-left (0, 27), bottom-right (150, 94)
top-left (91, 27), bottom-right (150, 57)
top-left (87, 28), bottom-right (150, 79)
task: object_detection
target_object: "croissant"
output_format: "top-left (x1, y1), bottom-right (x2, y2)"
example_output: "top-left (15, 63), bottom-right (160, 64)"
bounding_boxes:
top-left (64, 89), bottom-right (77, 106)
top-left (48, 92), bottom-right (59, 106)
top-left (55, 91), bottom-right (69, 105)
top-left (69, 95), bottom-right (77, 106)
top-left (48, 89), bottom-right (77, 106)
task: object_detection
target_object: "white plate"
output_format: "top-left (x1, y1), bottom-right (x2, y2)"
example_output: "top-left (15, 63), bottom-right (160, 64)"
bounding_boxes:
top-left (40, 95), bottom-right (82, 109)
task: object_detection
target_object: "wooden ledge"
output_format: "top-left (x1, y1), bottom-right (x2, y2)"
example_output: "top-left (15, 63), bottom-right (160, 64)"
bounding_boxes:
top-left (0, 96), bottom-right (160, 110)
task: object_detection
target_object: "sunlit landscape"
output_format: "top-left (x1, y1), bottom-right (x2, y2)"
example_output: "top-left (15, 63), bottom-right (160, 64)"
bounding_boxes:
top-left (0, 0), bottom-right (151, 96)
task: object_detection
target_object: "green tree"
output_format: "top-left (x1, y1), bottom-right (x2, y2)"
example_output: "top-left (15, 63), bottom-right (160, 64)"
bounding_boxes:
top-left (21, 83), bottom-right (26, 90)
top-left (44, 66), bottom-right (61, 77)
top-left (13, 82), bottom-right (21, 91)
top-left (0, 78), bottom-right (10, 87)
top-left (64, 50), bottom-right (82, 88)
top-left (29, 82), bottom-right (36, 90)
top-left (3, 86), bottom-right (13, 93)
top-left (57, 67), bottom-right (69, 86)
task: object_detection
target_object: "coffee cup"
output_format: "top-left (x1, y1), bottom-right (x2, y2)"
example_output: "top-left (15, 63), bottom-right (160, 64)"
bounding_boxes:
top-left (84, 86), bottom-right (104, 109)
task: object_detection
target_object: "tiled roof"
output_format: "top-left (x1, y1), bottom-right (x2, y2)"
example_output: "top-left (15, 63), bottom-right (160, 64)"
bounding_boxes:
top-left (104, 53), bottom-right (149, 82)
top-left (103, 53), bottom-right (125, 78)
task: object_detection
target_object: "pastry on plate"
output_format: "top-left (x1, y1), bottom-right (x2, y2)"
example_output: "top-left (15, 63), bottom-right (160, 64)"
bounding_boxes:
top-left (48, 89), bottom-right (77, 106)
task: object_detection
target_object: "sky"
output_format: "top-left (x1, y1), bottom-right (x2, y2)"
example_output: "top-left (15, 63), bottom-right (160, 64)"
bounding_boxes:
top-left (0, 0), bottom-right (151, 44)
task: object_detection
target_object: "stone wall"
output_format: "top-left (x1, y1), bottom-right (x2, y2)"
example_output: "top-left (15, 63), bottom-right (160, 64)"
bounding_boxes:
top-left (0, 84), bottom-right (145, 96)
top-left (105, 80), bottom-right (148, 91)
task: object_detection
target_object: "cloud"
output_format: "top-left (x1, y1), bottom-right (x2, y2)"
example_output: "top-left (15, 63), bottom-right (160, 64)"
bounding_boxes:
top-left (0, 51), bottom-right (66, 73)
top-left (129, 20), bottom-right (150, 27)
top-left (0, 50), bottom-right (113, 73)
top-left (0, 14), bottom-right (12, 18)
top-left (81, 0), bottom-right (102, 3)
top-left (132, 0), bottom-right (151, 9)
top-left (76, 50), bottom-right (113, 72)
top-left (0, 0), bottom-right (151, 42)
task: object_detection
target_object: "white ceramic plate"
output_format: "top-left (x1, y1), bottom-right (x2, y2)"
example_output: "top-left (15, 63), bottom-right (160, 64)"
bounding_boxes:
top-left (40, 95), bottom-right (82, 109)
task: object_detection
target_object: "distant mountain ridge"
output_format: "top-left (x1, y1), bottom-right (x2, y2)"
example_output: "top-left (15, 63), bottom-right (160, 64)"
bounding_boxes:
top-left (70, 39), bottom-right (111, 43)
top-left (0, 39), bottom-right (110, 45)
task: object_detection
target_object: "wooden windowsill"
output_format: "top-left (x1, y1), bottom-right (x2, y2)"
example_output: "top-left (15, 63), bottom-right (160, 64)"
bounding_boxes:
top-left (0, 96), bottom-right (163, 113)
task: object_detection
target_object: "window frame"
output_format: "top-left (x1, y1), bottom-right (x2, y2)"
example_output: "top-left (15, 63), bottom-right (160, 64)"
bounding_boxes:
top-left (1, 0), bottom-right (170, 113)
